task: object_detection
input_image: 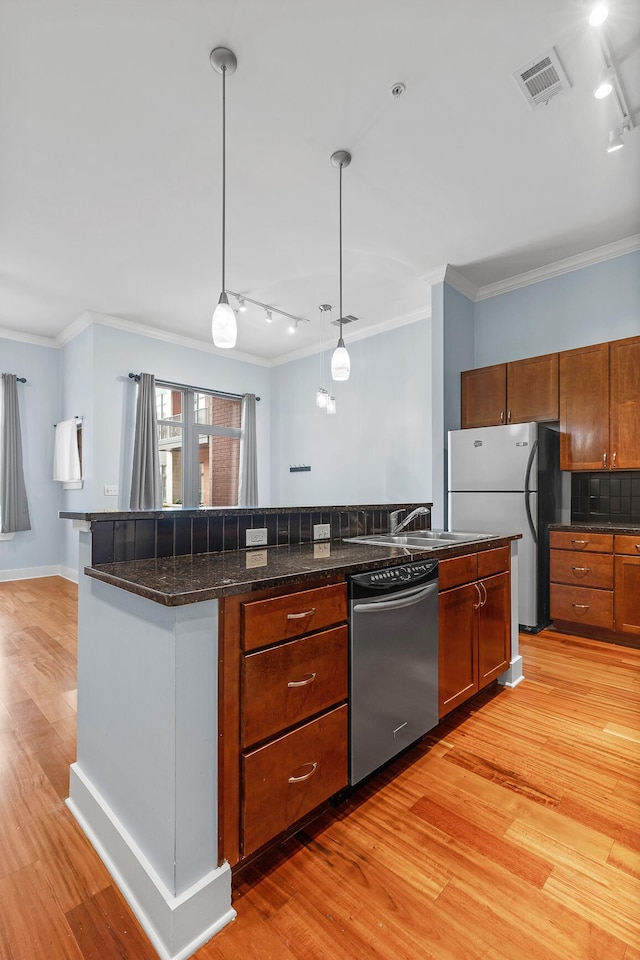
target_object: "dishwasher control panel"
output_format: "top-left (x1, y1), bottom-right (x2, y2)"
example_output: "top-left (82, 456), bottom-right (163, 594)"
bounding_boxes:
top-left (350, 559), bottom-right (438, 596)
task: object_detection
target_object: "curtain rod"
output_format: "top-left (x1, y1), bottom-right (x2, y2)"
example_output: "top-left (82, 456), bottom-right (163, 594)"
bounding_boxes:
top-left (128, 373), bottom-right (260, 402)
top-left (17, 377), bottom-right (26, 383)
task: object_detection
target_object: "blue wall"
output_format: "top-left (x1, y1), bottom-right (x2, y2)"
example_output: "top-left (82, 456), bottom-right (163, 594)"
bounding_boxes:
top-left (2, 248), bottom-right (638, 577)
top-left (271, 319), bottom-right (432, 507)
top-left (472, 250), bottom-right (640, 366)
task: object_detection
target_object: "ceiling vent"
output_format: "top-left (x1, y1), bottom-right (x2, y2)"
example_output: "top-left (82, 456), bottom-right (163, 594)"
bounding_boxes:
top-left (331, 314), bottom-right (358, 326)
top-left (513, 47), bottom-right (570, 109)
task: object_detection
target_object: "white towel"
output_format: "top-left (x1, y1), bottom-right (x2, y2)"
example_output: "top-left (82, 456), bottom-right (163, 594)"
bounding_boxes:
top-left (53, 419), bottom-right (82, 483)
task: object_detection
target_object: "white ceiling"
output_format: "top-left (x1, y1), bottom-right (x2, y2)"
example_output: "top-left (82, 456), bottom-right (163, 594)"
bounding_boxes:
top-left (1, 0), bottom-right (639, 364)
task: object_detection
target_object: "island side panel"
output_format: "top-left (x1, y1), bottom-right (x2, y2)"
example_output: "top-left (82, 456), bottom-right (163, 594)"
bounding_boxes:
top-left (74, 535), bottom-right (220, 897)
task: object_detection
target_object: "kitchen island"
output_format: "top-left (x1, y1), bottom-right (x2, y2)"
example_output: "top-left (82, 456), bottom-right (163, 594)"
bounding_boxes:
top-left (61, 504), bottom-right (521, 960)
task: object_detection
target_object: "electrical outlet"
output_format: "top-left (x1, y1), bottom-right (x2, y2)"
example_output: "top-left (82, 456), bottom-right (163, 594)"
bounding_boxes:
top-left (313, 523), bottom-right (331, 541)
top-left (246, 527), bottom-right (268, 547)
top-left (246, 549), bottom-right (268, 568)
top-left (314, 541), bottom-right (331, 558)
top-left (104, 485), bottom-right (119, 496)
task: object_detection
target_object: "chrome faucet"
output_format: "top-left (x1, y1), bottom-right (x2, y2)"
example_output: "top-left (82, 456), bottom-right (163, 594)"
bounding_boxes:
top-left (389, 506), bottom-right (431, 535)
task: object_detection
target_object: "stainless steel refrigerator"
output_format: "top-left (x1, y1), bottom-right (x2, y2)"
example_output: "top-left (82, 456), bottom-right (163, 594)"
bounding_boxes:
top-left (448, 422), bottom-right (561, 632)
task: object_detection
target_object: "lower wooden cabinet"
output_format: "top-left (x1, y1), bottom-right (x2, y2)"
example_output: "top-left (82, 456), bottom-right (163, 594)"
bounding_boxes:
top-left (438, 547), bottom-right (511, 718)
top-left (242, 705), bottom-right (348, 856)
top-left (219, 577), bottom-right (349, 867)
top-left (550, 529), bottom-right (640, 642)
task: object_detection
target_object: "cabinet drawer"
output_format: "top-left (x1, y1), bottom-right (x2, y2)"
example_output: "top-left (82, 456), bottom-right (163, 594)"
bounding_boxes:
top-left (549, 531), bottom-right (613, 553)
top-left (242, 626), bottom-right (348, 747)
top-left (242, 582), bottom-right (347, 651)
top-left (438, 553), bottom-right (478, 591)
top-left (477, 546), bottom-right (510, 579)
top-left (242, 704), bottom-right (348, 856)
top-left (550, 583), bottom-right (613, 629)
top-left (550, 550), bottom-right (613, 589)
top-left (614, 534), bottom-right (640, 557)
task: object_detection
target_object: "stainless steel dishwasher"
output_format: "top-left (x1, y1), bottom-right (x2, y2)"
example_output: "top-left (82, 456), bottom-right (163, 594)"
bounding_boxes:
top-left (348, 559), bottom-right (439, 785)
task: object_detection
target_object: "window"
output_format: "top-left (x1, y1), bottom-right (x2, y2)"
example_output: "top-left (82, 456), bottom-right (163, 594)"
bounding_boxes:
top-left (156, 383), bottom-right (242, 507)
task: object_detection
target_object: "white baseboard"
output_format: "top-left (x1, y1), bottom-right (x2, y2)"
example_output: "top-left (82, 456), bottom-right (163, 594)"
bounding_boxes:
top-left (0, 564), bottom-right (71, 582)
top-left (498, 655), bottom-right (525, 689)
top-left (67, 764), bottom-right (235, 960)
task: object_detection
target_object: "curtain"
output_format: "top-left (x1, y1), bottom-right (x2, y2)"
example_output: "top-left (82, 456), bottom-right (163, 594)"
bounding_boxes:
top-left (0, 373), bottom-right (31, 533)
top-left (238, 393), bottom-right (258, 506)
top-left (129, 373), bottom-right (162, 510)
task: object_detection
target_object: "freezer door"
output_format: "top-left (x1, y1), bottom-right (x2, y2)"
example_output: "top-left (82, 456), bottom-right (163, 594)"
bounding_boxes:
top-left (448, 490), bottom-right (538, 629)
top-left (448, 423), bottom-right (538, 493)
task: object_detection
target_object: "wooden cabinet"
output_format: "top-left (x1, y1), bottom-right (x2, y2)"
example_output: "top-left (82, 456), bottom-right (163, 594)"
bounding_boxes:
top-left (460, 353), bottom-right (558, 429)
top-left (614, 535), bottom-right (640, 636)
top-left (550, 529), bottom-right (640, 643)
top-left (610, 337), bottom-right (640, 469)
top-left (219, 578), bottom-right (348, 866)
top-left (559, 336), bottom-right (640, 471)
top-left (438, 546), bottom-right (511, 717)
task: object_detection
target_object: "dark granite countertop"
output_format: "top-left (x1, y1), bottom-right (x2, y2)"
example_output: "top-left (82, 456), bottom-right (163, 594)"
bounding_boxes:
top-left (550, 523), bottom-right (640, 535)
top-left (85, 535), bottom-right (519, 606)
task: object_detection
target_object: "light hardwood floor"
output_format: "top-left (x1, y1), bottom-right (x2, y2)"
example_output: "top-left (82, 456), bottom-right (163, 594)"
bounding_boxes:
top-left (0, 576), bottom-right (638, 959)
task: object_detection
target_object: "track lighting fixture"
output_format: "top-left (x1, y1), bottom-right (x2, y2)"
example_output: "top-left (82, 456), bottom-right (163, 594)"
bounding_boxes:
top-left (330, 150), bottom-right (352, 382)
top-left (238, 297), bottom-right (247, 312)
top-left (227, 291), bottom-right (309, 330)
top-left (594, 68), bottom-right (614, 99)
top-left (265, 309), bottom-right (272, 323)
top-left (210, 47), bottom-right (238, 349)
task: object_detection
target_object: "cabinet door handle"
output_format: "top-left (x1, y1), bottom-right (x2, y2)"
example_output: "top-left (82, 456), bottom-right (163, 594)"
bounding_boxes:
top-left (286, 608), bottom-right (316, 620)
top-left (288, 762), bottom-right (318, 783)
top-left (603, 451), bottom-right (607, 468)
top-left (473, 583), bottom-right (482, 609)
top-left (507, 410), bottom-right (511, 423)
top-left (287, 672), bottom-right (317, 688)
top-left (572, 603), bottom-right (590, 611)
top-left (500, 411), bottom-right (504, 423)
top-left (480, 581), bottom-right (488, 606)
top-left (612, 451), bottom-right (617, 468)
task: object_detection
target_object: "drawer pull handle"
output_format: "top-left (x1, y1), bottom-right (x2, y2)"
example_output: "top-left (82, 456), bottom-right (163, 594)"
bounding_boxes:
top-left (636, 544), bottom-right (640, 552)
top-left (288, 762), bottom-right (318, 783)
top-left (571, 566), bottom-right (590, 574)
top-left (286, 608), bottom-right (316, 620)
top-left (287, 672), bottom-right (317, 688)
top-left (571, 539), bottom-right (589, 546)
top-left (473, 582), bottom-right (482, 610)
top-left (572, 603), bottom-right (589, 611)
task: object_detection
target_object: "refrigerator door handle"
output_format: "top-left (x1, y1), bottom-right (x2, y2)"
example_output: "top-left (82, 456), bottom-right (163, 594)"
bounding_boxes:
top-left (524, 439), bottom-right (538, 544)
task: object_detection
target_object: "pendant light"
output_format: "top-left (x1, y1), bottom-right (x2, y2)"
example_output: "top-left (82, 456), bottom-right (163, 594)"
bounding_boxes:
top-left (330, 150), bottom-right (352, 381)
top-left (210, 47), bottom-right (238, 349)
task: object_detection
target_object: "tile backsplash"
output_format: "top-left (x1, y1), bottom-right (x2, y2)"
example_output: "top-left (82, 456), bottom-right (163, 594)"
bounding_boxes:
top-left (90, 504), bottom-right (432, 565)
top-left (571, 471), bottom-right (640, 525)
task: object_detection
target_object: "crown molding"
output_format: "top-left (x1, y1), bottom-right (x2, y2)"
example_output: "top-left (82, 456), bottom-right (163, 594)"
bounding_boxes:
top-left (58, 311), bottom-right (272, 367)
top-left (474, 234), bottom-right (640, 301)
top-left (0, 325), bottom-right (58, 348)
top-left (443, 266), bottom-right (479, 301)
top-left (271, 304), bottom-right (430, 366)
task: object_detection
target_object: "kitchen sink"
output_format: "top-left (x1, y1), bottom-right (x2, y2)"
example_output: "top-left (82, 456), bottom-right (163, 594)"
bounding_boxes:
top-left (344, 529), bottom-right (497, 549)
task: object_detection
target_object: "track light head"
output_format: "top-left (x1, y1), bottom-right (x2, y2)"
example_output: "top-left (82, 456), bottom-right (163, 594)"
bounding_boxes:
top-left (594, 68), bottom-right (614, 99)
top-left (588, 2), bottom-right (609, 26)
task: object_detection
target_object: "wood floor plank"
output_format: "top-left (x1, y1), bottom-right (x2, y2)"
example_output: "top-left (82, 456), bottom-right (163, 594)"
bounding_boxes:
top-left (0, 861), bottom-right (84, 960)
top-left (65, 884), bottom-right (159, 960)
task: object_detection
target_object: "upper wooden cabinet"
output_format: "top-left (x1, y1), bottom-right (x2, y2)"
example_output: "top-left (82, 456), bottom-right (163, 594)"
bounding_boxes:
top-left (559, 336), bottom-right (640, 471)
top-left (610, 336), bottom-right (640, 469)
top-left (461, 353), bottom-right (558, 429)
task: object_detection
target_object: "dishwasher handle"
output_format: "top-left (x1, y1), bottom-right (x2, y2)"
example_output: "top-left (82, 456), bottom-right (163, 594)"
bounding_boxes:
top-left (353, 582), bottom-right (436, 614)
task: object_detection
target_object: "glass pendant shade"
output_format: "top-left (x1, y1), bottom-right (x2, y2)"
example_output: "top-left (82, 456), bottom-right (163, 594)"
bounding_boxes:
top-left (212, 292), bottom-right (237, 348)
top-left (326, 395), bottom-right (336, 415)
top-left (316, 387), bottom-right (329, 408)
top-left (331, 339), bottom-right (350, 381)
